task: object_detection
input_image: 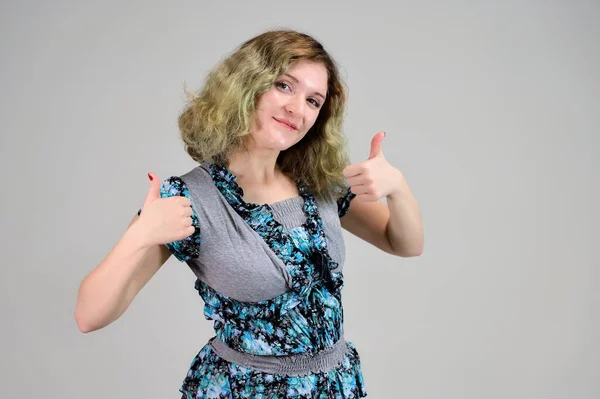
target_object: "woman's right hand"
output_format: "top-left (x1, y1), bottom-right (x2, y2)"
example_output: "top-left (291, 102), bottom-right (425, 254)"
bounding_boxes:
top-left (135, 173), bottom-right (195, 247)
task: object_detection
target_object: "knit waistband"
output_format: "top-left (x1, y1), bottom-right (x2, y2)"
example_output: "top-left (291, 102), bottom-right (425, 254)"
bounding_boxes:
top-left (208, 336), bottom-right (350, 376)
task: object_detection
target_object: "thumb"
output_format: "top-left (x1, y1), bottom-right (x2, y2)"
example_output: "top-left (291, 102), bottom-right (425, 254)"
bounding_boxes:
top-left (143, 173), bottom-right (161, 206)
top-left (368, 131), bottom-right (386, 159)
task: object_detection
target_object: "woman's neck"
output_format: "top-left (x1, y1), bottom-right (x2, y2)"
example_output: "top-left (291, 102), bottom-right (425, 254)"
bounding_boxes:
top-left (226, 150), bottom-right (282, 185)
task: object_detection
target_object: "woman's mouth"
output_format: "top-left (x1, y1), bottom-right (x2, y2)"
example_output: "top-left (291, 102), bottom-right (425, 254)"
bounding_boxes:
top-left (273, 117), bottom-right (298, 131)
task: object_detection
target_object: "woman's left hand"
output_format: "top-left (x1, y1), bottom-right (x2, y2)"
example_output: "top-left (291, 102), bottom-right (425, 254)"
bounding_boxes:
top-left (343, 131), bottom-right (406, 202)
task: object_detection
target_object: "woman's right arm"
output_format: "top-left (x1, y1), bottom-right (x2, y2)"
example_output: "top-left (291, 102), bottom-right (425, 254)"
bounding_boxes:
top-left (75, 174), bottom-right (195, 333)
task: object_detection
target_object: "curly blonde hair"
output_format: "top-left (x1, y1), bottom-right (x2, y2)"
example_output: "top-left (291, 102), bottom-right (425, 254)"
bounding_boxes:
top-left (178, 29), bottom-right (351, 199)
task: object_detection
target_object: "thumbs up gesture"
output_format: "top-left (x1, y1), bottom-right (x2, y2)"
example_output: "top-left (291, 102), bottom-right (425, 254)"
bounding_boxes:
top-left (136, 173), bottom-right (196, 246)
top-left (343, 132), bottom-right (405, 202)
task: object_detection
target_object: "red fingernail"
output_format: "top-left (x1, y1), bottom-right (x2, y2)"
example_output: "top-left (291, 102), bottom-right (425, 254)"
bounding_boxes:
top-left (148, 173), bottom-right (153, 181)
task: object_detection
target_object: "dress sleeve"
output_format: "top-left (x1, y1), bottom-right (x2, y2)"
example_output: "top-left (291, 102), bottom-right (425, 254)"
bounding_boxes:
top-left (136, 176), bottom-right (201, 262)
top-left (336, 185), bottom-right (356, 218)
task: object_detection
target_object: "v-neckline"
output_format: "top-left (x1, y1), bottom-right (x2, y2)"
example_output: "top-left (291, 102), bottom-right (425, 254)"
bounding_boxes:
top-left (207, 162), bottom-right (314, 226)
top-left (202, 162), bottom-right (344, 296)
top-left (220, 171), bottom-right (302, 209)
top-left (219, 165), bottom-right (302, 207)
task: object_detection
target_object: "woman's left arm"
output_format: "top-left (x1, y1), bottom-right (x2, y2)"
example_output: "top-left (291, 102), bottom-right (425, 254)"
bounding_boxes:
top-left (340, 132), bottom-right (424, 257)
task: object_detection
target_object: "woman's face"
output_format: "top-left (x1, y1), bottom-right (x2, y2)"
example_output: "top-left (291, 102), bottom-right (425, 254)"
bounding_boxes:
top-left (248, 60), bottom-right (328, 152)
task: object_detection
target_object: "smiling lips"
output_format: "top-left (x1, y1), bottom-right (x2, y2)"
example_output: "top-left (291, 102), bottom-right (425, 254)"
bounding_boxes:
top-left (273, 117), bottom-right (298, 131)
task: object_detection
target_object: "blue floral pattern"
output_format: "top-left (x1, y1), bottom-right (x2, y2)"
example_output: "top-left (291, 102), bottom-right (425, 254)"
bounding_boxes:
top-left (197, 164), bottom-right (349, 355)
top-left (151, 164), bottom-right (365, 398)
top-left (180, 340), bottom-right (365, 399)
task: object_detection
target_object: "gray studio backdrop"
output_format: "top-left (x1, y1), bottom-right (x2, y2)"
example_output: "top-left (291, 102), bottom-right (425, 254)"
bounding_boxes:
top-left (1, 1), bottom-right (598, 398)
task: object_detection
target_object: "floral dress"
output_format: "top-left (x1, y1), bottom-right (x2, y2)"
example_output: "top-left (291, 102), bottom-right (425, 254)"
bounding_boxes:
top-left (153, 163), bottom-right (367, 398)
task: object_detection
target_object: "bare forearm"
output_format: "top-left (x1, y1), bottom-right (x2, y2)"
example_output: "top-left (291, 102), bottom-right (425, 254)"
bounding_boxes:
top-left (386, 177), bottom-right (424, 257)
top-left (75, 222), bottom-right (152, 332)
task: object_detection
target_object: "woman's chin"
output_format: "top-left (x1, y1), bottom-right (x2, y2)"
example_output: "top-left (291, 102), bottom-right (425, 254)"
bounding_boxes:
top-left (270, 136), bottom-right (300, 151)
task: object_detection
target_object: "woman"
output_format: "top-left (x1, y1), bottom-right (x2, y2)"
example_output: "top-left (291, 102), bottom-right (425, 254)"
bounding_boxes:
top-left (75, 29), bottom-right (423, 398)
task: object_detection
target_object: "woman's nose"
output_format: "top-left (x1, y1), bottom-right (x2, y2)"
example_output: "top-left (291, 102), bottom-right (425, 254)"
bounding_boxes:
top-left (285, 96), bottom-right (305, 115)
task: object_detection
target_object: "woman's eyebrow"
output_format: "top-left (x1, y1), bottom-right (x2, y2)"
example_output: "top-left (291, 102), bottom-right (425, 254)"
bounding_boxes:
top-left (284, 73), bottom-right (326, 100)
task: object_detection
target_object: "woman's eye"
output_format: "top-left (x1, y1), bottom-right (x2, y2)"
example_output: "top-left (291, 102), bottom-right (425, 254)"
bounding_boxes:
top-left (276, 81), bottom-right (320, 108)
top-left (308, 98), bottom-right (321, 108)
top-left (275, 82), bottom-right (290, 90)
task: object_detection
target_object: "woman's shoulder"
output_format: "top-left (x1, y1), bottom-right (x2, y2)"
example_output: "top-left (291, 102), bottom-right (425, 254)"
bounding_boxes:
top-left (312, 183), bottom-right (355, 218)
top-left (166, 163), bottom-right (228, 213)
top-left (161, 163), bottom-right (213, 194)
